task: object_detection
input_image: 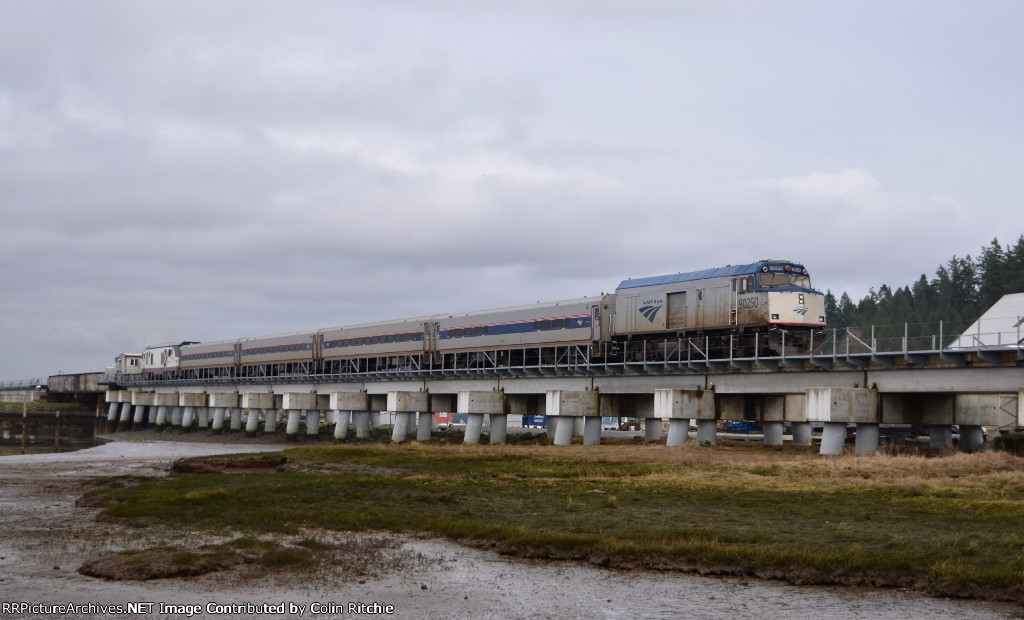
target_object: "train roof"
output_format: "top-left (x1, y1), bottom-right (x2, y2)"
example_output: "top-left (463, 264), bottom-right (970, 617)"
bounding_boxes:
top-left (617, 260), bottom-right (806, 291)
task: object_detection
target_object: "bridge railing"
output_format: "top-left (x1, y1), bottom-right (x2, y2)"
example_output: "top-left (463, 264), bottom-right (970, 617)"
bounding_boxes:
top-left (0, 378), bottom-right (45, 391)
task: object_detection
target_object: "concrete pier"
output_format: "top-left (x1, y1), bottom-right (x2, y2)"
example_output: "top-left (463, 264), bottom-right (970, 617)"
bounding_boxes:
top-left (285, 410), bottom-right (301, 439)
top-left (355, 411), bottom-right (371, 439)
top-left (391, 412), bottom-right (412, 442)
top-left (181, 406), bottom-right (195, 429)
top-left (489, 414), bottom-right (508, 444)
top-left (655, 389), bottom-right (713, 447)
top-left (264, 409), bottom-right (278, 433)
top-left (388, 391), bottom-right (429, 444)
top-left (306, 409), bottom-right (320, 436)
top-left (132, 404), bottom-right (146, 427)
top-left (416, 411), bottom-right (432, 441)
top-left (282, 393), bottom-right (316, 441)
top-left (335, 410), bottom-right (352, 440)
top-left (117, 402), bottom-right (132, 431)
top-left (154, 394), bottom-right (176, 430)
top-left (245, 409), bottom-right (261, 435)
top-left (547, 390), bottom-right (598, 446)
top-left (170, 406), bottom-right (183, 426)
top-left (855, 423), bottom-right (880, 455)
top-left (763, 421), bottom-right (784, 447)
top-left (211, 407), bottom-right (226, 432)
top-left (241, 394), bottom-right (274, 436)
top-left (696, 419), bottom-right (717, 444)
top-left (791, 422), bottom-right (812, 446)
top-left (582, 416), bottom-right (601, 445)
top-left (230, 408), bottom-right (243, 431)
top-left (930, 424), bottom-right (953, 449)
top-left (961, 425), bottom-right (986, 452)
top-left (820, 423), bottom-right (848, 455)
top-left (644, 418), bottom-right (663, 442)
top-left (196, 408), bottom-right (209, 429)
top-left (458, 391), bottom-right (508, 445)
top-left (807, 387), bottom-right (878, 456)
top-left (331, 392), bottom-right (368, 441)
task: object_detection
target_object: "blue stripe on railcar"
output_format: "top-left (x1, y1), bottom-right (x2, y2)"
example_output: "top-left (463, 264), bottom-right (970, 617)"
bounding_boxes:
top-left (440, 315), bottom-right (591, 340)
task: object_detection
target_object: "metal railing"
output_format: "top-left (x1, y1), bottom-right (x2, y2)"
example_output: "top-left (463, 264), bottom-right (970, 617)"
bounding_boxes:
top-left (0, 378), bottom-right (45, 391)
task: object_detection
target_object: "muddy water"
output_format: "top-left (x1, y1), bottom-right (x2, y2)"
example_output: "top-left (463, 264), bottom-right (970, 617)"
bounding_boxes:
top-left (0, 440), bottom-right (1020, 620)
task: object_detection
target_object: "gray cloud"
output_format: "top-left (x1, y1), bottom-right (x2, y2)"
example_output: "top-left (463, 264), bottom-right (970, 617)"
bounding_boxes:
top-left (1, 1), bottom-right (1021, 378)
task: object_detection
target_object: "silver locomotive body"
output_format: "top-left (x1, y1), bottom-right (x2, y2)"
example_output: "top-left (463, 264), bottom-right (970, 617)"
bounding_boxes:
top-left (611, 260), bottom-right (825, 356)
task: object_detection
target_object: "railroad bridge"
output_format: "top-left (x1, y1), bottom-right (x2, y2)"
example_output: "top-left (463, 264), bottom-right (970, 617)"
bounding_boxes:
top-left (106, 328), bottom-right (1024, 456)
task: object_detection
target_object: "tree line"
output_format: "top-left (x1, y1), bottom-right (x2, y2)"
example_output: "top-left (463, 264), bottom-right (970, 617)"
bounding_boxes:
top-left (823, 235), bottom-right (1024, 341)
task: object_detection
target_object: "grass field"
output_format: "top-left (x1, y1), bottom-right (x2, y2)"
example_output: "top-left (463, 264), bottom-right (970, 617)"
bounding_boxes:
top-left (89, 442), bottom-right (1024, 602)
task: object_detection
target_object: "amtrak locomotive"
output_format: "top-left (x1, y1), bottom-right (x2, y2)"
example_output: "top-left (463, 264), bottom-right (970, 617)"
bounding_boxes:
top-left (138, 260), bottom-right (825, 381)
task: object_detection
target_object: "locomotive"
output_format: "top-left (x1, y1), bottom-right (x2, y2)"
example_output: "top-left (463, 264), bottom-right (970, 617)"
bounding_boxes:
top-left (138, 260), bottom-right (825, 381)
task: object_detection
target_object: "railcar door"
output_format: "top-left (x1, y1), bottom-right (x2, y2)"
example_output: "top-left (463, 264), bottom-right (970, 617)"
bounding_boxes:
top-left (423, 321), bottom-right (438, 355)
top-left (667, 292), bottom-right (687, 330)
top-left (695, 289), bottom-right (704, 328)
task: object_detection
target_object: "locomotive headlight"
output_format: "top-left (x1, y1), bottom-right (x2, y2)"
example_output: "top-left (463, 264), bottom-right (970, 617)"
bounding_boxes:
top-left (819, 316), bottom-right (825, 323)
top-left (798, 293), bottom-right (805, 304)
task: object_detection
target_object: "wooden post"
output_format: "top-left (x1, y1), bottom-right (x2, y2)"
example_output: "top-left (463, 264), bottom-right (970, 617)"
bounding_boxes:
top-left (21, 392), bottom-right (28, 455)
top-left (54, 411), bottom-right (61, 449)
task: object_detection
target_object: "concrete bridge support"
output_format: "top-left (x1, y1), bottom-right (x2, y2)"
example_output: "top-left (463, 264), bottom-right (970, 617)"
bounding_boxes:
top-left (855, 424), bottom-right (880, 455)
top-left (388, 391), bottom-right (429, 443)
top-left (105, 391), bottom-right (122, 429)
top-left (181, 407), bottom-right (195, 430)
top-left (131, 392), bottom-right (155, 429)
top-left (547, 390), bottom-right (599, 446)
top-left (132, 405), bottom-right (147, 428)
top-left (961, 425), bottom-right (986, 452)
top-left (210, 407), bottom-right (225, 432)
top-left (655, 389), bottom-right (711, 447)
top-left (241, 393), bottom-right (274, 436)
top-left (264, 409), bottom-right (279, 433)
top-left (170, 406), bottom-right (183, 427)
top-left (118, 402), bottom-right (132, 431)
top-left (354, 411), bottom-right (371, 439)
top-left (331, 392), bottom-right (368, 441)
top-left (416, 412), bottom-right (433, 441)
top-left (791, 422), bottom-right (812, 446)
top-left (785, 394), bottom-right (811, 446)
top-left (458, 391), bottom-right (508, 444)
top-left (282, 393), bottom-right (317, 442)
top-left (245, 409), bottom-right (260, 435)
top-left (306, 409), bottom-right (321, 436)
top-left (154, 394), bottom-right (176, 430)
top-left (807, 387), bottom-right (878, 456)
top-left (208, 393), bottom-right (238, 434)
top-left (178, 394), bottom-right (204, 431)
top-left (196, 407), bottom-right (210, 430)
top-left (230, 408), bottom-right (243, 431)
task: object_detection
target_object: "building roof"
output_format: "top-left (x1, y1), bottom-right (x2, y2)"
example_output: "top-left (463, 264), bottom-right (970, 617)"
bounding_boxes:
top-left (948, 293), bottom-right (1024, 349)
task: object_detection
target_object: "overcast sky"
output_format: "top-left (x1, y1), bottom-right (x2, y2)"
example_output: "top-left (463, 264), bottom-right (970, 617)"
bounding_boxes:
top-left (2, 1), bottom-right (1022, 379)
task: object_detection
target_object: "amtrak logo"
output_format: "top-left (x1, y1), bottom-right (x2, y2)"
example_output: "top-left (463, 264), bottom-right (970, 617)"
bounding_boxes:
top-left (639, 304), bottom-right (663, 322)
top-left (793, 308), bottom-right (808, 316)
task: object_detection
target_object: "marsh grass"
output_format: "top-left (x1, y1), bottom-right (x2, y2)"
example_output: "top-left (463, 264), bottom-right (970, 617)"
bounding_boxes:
top-left (94, 443), bottom-right (1024, 601)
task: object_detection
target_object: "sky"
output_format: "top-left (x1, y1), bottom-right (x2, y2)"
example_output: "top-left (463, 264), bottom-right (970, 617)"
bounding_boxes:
top-left (2, 1), bottom-right (1022, 379)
